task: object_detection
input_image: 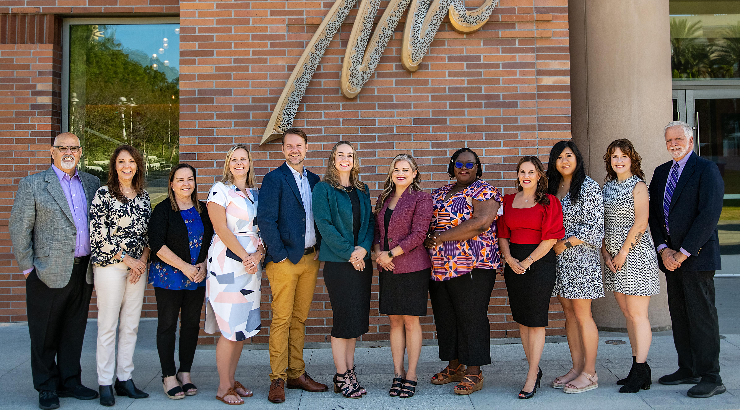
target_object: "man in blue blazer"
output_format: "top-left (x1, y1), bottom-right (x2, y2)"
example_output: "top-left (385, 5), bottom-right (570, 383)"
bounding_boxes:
top-left (256, 128), bottom-right (327, 403)
top-left (648, 121), bottom-right (725, 398)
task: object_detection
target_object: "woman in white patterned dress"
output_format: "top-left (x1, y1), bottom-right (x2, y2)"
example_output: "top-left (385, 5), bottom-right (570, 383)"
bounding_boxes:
top-left (546, 141), bottom-right (604, 394)
top-left (601, 139), bottom-right (660, 394)
top-left (206, 144), bottom-right (264, 405)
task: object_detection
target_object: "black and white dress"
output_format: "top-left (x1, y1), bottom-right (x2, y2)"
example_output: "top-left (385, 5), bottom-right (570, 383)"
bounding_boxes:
top-left (553, 176), bottom-right (605, 300)
top-left (602, 175), bottom-right (660, 296)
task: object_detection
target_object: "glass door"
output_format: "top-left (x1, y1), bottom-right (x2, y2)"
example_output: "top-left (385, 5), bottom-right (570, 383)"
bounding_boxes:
top-left (680, 89), bottom-right (740, 255)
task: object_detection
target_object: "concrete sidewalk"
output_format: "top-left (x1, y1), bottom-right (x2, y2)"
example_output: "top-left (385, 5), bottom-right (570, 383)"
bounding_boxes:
top-left (0, 278), bottom-right (738, 409)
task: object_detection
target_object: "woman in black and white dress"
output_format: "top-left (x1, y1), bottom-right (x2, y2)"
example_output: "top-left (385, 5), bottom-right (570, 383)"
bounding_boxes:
top-left (547, 141), bottom-right (604, 394)
top-left (602, 139), bottom-right (660, 394)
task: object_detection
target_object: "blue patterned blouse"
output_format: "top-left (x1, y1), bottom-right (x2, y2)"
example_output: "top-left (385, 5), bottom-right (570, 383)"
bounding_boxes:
top-left (148, 207), bottom-right (205, 290)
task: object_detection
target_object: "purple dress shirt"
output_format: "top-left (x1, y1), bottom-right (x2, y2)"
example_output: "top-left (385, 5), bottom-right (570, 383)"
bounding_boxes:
top-left (657, 152), bottom-right (693, 257)
top-left (52, 165), bottom-right (91, 257)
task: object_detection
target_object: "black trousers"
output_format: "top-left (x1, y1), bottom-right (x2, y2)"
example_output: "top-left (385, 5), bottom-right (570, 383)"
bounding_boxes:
top-left (665, 268), bottom-right (721, 384)
top-left (26, 258), bottom-right (93, 392)
top-left (429, 268), bottom-right (496, 366)
top-left (154, 286), bottom-right (206, 377)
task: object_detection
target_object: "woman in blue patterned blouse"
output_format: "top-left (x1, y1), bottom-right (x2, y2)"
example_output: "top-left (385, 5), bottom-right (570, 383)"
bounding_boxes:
top-left (148, 164), bottom-right (213, 399)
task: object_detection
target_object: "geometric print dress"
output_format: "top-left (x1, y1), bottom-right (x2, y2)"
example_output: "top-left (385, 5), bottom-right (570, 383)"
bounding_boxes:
top-left (205, 182), bottom-right (262, 341)
top-left (602, 175), bottom-right (660, 296)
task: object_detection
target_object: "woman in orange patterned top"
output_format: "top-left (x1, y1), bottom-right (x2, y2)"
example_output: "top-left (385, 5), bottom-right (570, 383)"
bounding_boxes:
top-left (423, 148), bottom-right (502, 395)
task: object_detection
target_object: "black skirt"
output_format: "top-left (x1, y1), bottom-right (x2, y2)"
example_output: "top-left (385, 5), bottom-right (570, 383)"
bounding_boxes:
top-left (504, 243), bottom-right (556, 327)
top-left (379, 268), bottom-right (430, 316)
top-left (323, 261), bottom-right (372, 339)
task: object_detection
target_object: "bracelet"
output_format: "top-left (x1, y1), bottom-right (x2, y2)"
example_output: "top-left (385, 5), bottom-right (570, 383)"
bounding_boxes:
top-left (120, 250), bottom-right (127, 262)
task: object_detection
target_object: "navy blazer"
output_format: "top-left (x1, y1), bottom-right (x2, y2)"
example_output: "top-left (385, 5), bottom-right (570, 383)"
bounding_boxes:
top-left (648, 152), bottom-right (724, 272)
top-left (256, 163), bottom-right (321, 264)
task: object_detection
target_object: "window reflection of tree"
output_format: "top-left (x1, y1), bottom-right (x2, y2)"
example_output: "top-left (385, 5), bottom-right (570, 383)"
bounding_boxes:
top-left (69, 24), bottom-right (179, 183)
top-left (671, 18), bottom-right (740, 79)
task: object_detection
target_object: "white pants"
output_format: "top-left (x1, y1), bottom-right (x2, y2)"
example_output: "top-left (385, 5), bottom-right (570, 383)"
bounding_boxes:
top-left (94, 262), bottom-right (146, 385)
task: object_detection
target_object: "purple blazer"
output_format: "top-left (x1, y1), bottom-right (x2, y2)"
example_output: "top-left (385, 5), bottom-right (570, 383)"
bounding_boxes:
top-left (373, 188), bottom-right (433, 274)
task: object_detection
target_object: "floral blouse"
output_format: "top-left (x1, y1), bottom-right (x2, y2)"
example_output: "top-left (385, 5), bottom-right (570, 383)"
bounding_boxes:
top-left (89, 186), bottom-right (151, 267)
top-left (428, 179), bottom-right (503, 281)
top-left (148, 207), bottom-right (205, 290)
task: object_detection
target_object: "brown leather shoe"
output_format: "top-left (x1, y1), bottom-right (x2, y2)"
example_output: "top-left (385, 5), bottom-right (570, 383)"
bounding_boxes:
top-left (268, 379), bottom-right (285, 403)
top-left (287, 372), bottom-right (328, 392)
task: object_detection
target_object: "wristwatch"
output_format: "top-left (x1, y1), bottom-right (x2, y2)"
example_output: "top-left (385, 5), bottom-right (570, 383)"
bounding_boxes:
top-left (387, 251), bottom-right (394, 259)
top-left (564, 240), bottom-right (573, 249)
top-left (120, 250), bottom-right (127, 262)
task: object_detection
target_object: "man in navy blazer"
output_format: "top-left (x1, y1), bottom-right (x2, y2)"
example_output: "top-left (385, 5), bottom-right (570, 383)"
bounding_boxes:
top-left (648, 121), bottom-right (725, 398)
top-left (256, 128), bottom-right (327, 403)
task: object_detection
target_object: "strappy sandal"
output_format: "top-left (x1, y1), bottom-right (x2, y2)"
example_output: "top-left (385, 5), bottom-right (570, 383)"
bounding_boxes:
top-left (454, 372), bottom-right (484, 395)
top-left (389, 377), bottom-right (404, 397)
top-left (233, 381), bottom-right (253, 398)
top-left (176, 373), bottom-right (197, 396)
top-left (338, 370), bottom-right (362, 399)
top-left (349, 366), bottom-right (367, 395)
top-left (552, 368), bottom-right (579, 389)
top-left (563, 372), bottom-right (598, 394)
top-left (216, 387), bottom-right (244, 405)
top-left (431, 363), bottom-right (465, 385)
top-left (162, 376), bottom-right (185, 400)
top-left (399, 379), bottom-right (417, 398)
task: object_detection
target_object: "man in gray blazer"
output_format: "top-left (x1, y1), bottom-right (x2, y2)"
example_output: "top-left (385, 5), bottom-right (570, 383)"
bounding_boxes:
top-left (10, 133), bottom-right (100, 410)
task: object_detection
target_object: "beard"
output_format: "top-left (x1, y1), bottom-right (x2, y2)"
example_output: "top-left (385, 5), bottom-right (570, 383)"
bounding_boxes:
top-left (670, 145), bottom-right (691, 160)
top-left (59, 156), bottom-right (77, 170)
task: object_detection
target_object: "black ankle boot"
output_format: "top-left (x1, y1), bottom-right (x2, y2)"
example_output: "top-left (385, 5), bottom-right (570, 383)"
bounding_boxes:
top-left (617, 356), bottom-right (637, 385)
top-left (114, 378), bottom-right (149, 399)
top-left (99, 385), bottom-right (115, 407)
top-left (619, 362), bottom-right (651, 393)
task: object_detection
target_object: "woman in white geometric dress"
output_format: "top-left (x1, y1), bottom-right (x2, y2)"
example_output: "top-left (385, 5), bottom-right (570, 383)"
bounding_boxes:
top-left (206, 145), bottom-right (264, 405)
top-left (601, 139), bottom-right (660, 394)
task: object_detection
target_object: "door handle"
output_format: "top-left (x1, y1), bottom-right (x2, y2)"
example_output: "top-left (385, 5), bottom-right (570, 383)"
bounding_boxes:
top-left (695, 111), bottom-right (700, 156)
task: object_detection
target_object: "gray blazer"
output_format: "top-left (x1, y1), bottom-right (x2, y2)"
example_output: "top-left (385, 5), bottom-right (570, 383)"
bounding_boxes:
top-left (10, 167), bottom-right (100, 288)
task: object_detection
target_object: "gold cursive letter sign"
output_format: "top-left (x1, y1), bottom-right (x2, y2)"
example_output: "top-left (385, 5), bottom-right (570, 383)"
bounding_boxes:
top-left (261, 0), bottom-right (499, 144)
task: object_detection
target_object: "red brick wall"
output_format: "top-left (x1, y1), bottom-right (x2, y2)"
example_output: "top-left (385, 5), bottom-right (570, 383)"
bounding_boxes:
top-left (0, 0), bottom-right (571, 343)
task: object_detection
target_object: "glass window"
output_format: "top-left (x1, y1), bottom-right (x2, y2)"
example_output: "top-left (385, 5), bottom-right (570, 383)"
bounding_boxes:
top-left (670, 1), bottom-right (740, 80)
top-left (66, 22), bottom-right (179, 205)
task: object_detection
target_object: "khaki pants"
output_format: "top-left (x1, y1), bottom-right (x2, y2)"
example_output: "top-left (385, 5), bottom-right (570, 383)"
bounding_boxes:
top-left (93, 262), bottom-right (146, 385)
top-left (266, 253), bottom-right (320, 381)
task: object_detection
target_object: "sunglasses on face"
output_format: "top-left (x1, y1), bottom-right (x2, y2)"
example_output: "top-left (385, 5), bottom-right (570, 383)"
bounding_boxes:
top-left (454, 161), bottom-right (476, 170)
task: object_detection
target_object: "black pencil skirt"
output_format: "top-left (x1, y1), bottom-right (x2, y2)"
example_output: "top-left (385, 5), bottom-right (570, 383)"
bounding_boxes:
top-left (379, 268), bottom-right (430, 316)
top-left (504, 243), bottom-right (556, 328)
top-left (323, 261), bottom-right (372, 339)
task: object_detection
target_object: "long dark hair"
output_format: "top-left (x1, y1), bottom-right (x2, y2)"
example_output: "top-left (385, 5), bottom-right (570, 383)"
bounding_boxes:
top-left (603, 139), bottom-right (646, 182)
top-left (515, 156), bottom-right (550, 205)
top-left (107, 145), bottom-right (146, 203)
top-left (168, 163), bottom-right (202, 213)
top-left (546, 140), bottom-right (586, 203)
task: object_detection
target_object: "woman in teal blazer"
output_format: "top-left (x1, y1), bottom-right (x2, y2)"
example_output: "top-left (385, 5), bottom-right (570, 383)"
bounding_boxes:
top-left (312, 141), bottom-right (374, 399)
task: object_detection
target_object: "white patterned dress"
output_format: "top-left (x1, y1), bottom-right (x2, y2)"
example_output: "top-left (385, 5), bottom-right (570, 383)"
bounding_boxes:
top-left (205, 182), bottom-right (262, 341)
top-left (553, 177), bottom-right (605, 299)
top-left (602, 175), bottom-right (660, 296)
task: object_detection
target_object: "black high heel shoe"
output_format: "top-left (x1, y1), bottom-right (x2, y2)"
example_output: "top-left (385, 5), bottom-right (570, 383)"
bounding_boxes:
top-left (518, 367), bottom-right (542, 399)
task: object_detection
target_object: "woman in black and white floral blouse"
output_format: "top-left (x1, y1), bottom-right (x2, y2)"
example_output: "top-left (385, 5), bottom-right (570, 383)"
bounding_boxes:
top-left (89, 145), bottom-right (151, 407)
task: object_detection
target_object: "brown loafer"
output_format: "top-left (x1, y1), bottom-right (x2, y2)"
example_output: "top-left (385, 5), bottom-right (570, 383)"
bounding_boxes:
top-left (268, 379), bottom-right (285, 403)
top-left (287, 372), bottom-right (328, 392)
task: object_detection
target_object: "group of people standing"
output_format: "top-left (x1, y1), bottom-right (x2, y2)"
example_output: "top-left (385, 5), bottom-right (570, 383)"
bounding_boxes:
top-left (9, 120), bottom-right (725, 410)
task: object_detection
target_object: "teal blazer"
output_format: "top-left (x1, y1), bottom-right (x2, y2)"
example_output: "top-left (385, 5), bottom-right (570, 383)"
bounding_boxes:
top-left (312, 181), bottom-right (375, 262)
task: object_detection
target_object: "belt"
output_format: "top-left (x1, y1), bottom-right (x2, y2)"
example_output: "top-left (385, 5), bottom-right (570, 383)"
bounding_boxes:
top-left (304, 245), bottom-right (316, 255)
top-left (73, 255), bottom-right (90, 265)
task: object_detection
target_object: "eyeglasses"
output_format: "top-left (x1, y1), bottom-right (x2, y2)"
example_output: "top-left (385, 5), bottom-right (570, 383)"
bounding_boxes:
top-left (454, 161), bottom-right (476, 170)
top-left (54, 146), bottom-right (81, 153)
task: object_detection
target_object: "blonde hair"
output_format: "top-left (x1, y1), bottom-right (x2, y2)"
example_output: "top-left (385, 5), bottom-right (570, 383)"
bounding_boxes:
top-left (222, 144), bottom-right (255, 187)
top-left (323, 141), bottom-right (366, 193)
top-left (374, 154), bottom-right (422, 214)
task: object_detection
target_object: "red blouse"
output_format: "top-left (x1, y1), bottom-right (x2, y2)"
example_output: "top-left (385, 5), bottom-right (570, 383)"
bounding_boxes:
top-left (497, 193), bottom-right (564, 245)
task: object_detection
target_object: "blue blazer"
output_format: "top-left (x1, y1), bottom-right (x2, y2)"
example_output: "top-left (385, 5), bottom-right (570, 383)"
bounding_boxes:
top-left (648, 152), bottom-right (724, 272)
top-left (256, 163), bottom-right (321, 264)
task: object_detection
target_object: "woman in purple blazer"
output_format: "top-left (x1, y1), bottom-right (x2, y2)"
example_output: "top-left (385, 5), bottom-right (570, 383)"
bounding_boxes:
top-left (372, 154), bottom-right (433, 399)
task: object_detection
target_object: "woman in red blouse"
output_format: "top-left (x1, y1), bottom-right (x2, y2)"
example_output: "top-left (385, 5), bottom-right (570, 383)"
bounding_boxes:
top-left (424, 148), bottom-right (503, 396)
top-left (498, 156), bottom-right (564, 399)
